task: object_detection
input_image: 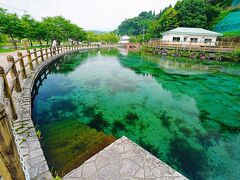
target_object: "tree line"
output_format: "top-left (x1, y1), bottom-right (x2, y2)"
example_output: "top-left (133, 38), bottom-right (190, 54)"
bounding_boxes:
top-left (117, 0), bottom-right (233, 42)
top-left (0, 8), bottom-right (119, 49)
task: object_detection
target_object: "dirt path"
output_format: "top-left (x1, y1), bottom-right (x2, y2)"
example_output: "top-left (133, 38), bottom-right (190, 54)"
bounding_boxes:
top-left (0, 50), bottom-right (26, 69)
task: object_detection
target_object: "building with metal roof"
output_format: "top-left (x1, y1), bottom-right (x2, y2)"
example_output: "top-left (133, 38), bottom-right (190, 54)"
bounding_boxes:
top-left (161, 27), bottom-right (223, 46)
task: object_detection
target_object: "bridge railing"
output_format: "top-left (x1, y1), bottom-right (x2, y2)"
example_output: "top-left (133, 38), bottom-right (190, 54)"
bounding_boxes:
top-left (146, 40), bottom-right (240, 53)
top-left (0, 43), bottom-right (118, 180)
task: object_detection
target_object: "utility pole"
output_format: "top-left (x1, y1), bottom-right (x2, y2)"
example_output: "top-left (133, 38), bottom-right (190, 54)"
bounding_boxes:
top-left (142, 27), bottom-right (146, 42)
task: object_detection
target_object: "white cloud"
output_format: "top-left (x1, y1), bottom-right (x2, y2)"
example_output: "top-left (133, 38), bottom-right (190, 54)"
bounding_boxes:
top-left (0, 0), bottom-right (178, 31)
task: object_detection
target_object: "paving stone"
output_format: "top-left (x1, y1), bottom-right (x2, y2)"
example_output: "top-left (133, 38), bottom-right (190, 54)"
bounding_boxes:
top-left (82, 162), bottom-right (97, 178)
top-left (134, 168), bottom-right (145, 178)
top-left (66, 167), bottom-right (82, 178)
top-left (29, 165), bottom-right (39, 178)
top-left (124, 142), bottom-right (135, 152)
top-left (29, 155), bottom-right (45, 167)
top-left (96, 156), bottom-right (109, 169)
top-left (144, 167), bottom-right (155, 178)
top-left (29, 148), bottom-right (43, 159)
top-left (38, 161), bottom-right (49, 174)
top-left (109, 153), bottom-right (122, 166)
top-left (120, 159), bottom-right (140, 176)
top-left (34, 171), bottom-right (52, 180)
top-left (97, 164), bottom-right (119, 179)
top-left (111, 142), bottom-right (124, 153)
top-left (28, 141), bottom-right (41, 150)
top-left (63, 136), bottom-right (188, 180)
top-left (19, 148), bottom-right (29, 156)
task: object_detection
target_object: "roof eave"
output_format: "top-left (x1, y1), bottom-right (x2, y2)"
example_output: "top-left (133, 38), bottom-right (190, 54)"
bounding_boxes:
top-left (162, 32), bottom-right (223, 36)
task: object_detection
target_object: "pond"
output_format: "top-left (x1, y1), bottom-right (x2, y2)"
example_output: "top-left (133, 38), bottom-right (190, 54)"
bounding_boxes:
top-left (32, 49), bottom-right (240, 179)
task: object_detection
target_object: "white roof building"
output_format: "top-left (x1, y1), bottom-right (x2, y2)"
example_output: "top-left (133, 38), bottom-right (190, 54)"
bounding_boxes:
top-left (161, 27), bottom-right (223, 46)
top-left (119, 35), bottom-right (130, 44)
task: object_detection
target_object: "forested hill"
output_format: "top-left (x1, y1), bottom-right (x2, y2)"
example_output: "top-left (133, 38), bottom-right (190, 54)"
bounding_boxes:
top-left (116, 11), bottom-right (155, 36)
top-left (116, 0), bottom-right (239, 40)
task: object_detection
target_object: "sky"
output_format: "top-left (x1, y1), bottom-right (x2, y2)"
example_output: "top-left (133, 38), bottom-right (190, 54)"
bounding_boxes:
top-left (0, 0), bottom-right (178, 31)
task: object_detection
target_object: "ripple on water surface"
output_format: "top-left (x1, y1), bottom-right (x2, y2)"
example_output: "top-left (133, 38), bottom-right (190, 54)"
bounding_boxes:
top-left (32, 49), bottom-right (240, 179)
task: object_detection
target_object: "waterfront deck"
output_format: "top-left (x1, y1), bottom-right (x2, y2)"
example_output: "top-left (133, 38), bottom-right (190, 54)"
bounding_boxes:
top-left (145, 41), bottom-right (240, 53)
top-left (63, 136), bottom-right (187, 180)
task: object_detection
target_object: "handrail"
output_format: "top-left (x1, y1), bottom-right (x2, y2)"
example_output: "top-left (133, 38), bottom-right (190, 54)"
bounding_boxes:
top-left (5, 62), bottom-right (13, 75)
top-left (146, 40), bottom-right (239, 53)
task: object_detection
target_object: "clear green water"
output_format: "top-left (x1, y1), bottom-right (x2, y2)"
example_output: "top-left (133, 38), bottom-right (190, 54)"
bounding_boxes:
top-left (32, 49), bottom-right (240, 179)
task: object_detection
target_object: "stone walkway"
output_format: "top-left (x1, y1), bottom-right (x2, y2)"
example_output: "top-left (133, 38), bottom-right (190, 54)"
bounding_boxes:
top-left (63, 136), bottom-right (187, 180)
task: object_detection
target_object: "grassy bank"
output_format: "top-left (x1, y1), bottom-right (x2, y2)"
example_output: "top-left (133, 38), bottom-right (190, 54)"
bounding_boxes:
top-left (143, 46), bottom-right (240, 62)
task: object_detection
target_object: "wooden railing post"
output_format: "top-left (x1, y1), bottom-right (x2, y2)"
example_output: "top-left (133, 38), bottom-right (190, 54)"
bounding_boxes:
top-left (230, 41), bottom-right (233, 50)
top-left (204, 43), bottom-right (207, 52)
top-left (61, 46), bottom-right (63, 52)
top-left (26, 50), bottom-right (34, 71)
top-left (57, 46), bottom-right (60, 54)
top-left (45, 48), bottom-right (49, 59)
top-left (49, 47), bottom-right (53, 57)
top-left (0, 66), bottom-right (17, 120)
top-left (189, 42), bottom-right (192, 52)
top-left (0, 103), bottom-right (25, 180)
top-left (17, 52), bottom-right (27, 79)
top-left (7, 56), bottom-right (22, 93)
top-left (33, 49), bottom-right (39, 65)
top-left (40, 48), bottom-right (44, 61)
top-left (218, 41), bottom-right (223, 52)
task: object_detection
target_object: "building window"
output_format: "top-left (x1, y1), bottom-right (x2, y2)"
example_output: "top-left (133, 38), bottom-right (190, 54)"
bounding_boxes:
top-left (173, 37), bottom-right (180, 42)
top-left (204, 39), bottom-right (212, 43)
top-left (184, 37), bottom-right (188, 42)
top-left (190, 38), bottom-right (198, 43)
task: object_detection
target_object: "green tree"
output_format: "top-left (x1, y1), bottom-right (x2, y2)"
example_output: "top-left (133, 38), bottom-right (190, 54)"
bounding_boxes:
top-left (175, 0), bottom-right (207, 28)
top-left (205, 3), bottom-right (221, 29)
top-left (117, 11), bottom-right (155, 36)
top-left (98, 33), bottom-right (119, 43)
top-left (42, 16), bottom-right (86, 44)
top-left (0, 33), bottom-right (7, 47)
top-left (0, 8), bottom-right (24, 49)
top-left (207, 0), bottom-right (232, 8)
top-left (148, 8), bottom-right (179, 38)
top-left (87, 32), bottom-right (119, 43)
top-left (68, 23), bottom-right (87, 43)
top-left (33, 21), bottom-right (47, 46)
top-left (129, 35), bottom-right (144, 43)
top-left (21, 14), bottom-right (38, 46)
top-left (87, 31), bottom-right (99, 42)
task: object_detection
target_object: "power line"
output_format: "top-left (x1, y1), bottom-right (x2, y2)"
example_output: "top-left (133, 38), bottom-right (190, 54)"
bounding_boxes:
top-left (0, 2), bottom-right (28, 13)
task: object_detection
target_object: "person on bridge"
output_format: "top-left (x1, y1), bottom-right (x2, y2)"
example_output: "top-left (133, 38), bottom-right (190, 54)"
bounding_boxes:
top-left (52, 40), bottom-right (57, 55)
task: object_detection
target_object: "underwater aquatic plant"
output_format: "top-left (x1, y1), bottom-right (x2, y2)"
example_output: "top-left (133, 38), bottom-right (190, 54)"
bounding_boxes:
top-left (36, 129), bottom-right (42, 139)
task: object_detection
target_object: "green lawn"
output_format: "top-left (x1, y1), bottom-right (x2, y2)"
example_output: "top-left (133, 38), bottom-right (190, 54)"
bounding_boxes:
top-left (0, 45), bottom-right (50, 53)
top-left (0, 48), bottom-right (15, 53)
